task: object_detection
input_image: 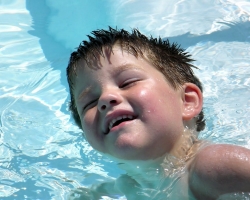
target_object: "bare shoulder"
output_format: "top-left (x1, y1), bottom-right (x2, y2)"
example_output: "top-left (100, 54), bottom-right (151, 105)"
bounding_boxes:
top-left (190, 144), bottom-right (250, 172)
top-left (188, 144), bottom-right (250, 199)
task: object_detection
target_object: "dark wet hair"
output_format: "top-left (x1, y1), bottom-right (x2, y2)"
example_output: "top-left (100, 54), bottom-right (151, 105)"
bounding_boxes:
top-left (67, 27), bottom-right (205, 132)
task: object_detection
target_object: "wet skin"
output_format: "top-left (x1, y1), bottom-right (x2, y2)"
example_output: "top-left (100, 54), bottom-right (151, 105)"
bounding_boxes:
top-left (71, 45), bottom-right (250, 199)
top-left (73, 45), bottom-right (201, 161)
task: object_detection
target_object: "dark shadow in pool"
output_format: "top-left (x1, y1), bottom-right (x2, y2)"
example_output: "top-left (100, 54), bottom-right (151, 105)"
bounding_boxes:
top-left (26, 0), bottom-right (71, 114)
top-left (26, 0), bottom-right (250, 91)
top-left (166, 21), bottom-right (250, 49)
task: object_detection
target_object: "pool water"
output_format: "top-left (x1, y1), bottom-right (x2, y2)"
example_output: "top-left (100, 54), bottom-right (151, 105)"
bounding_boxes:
top-left (0, 0), bottom-right (250, 199)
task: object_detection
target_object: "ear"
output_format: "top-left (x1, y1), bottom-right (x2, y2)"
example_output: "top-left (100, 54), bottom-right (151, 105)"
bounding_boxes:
top-left (181, 83), bottom-right (203, 121)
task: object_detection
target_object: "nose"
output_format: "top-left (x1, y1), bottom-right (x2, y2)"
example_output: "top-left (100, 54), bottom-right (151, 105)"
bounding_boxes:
top-left (97, 89), bottom-right (122, 112)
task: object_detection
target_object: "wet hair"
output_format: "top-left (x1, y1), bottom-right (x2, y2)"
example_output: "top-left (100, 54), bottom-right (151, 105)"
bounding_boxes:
top-left (67, 27), bottom-right (205, 132)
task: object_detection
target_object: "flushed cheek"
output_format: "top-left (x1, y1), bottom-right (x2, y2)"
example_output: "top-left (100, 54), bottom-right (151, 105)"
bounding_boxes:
top-left (138, 88), bottom-right (156, 106)
top-left (139, 88), bottom-right (181, 125)
top-left (136, 88), bottom-right (165, 116)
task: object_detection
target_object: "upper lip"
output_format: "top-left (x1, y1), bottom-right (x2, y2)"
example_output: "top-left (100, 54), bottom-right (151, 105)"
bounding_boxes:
top-left (103, 109), bottom-right (136, 134)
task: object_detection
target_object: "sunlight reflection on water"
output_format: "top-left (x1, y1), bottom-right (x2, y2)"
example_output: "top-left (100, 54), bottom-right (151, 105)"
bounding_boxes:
top-left (0, 0), bottom-right (250, 199)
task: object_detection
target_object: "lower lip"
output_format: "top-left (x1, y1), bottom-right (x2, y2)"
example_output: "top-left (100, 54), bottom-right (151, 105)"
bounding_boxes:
top-left (109, 120), bottom-right (134, 133)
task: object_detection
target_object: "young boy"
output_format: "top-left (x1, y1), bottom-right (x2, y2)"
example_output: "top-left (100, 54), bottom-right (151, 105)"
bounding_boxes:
top-left (67, 27), bottom-right (250, 199)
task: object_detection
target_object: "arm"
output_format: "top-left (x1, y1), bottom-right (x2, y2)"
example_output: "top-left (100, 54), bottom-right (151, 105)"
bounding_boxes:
top-left (189, 144), bottom-right (250, 200)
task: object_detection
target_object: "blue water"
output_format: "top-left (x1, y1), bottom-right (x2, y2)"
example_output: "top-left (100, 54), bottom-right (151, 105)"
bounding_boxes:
top-left (0, 0), bottom-right (250, 199)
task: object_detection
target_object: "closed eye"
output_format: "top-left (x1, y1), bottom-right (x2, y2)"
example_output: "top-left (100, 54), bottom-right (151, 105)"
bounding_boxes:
top-left (120, 78), bottom-right (140, 88)
top-left (83, 99), bottom-right (98, 112)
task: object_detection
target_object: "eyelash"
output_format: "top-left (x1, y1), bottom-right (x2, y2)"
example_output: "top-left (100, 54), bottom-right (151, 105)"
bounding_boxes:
top-left (82, 78), bottom-right (140, 112)
top-left (83, 99), bottom-right (98, 112)
top-left (120, 78), bottom-right (140, 88)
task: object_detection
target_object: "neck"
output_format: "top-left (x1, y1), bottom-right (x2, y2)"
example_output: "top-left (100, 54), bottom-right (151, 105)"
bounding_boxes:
top-left (116, 128), bottom-right (202, 188)
top-left (116, 153), bottom-right (187, 190)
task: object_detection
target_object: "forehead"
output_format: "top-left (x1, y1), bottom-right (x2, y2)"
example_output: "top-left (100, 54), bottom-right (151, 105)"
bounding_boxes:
top-left (74, 45), bottom-right (149, 81)
top-left (72, 45), bottom-right (164, 98)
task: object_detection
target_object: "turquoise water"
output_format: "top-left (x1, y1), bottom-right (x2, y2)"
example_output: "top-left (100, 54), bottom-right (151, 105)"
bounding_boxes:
top-left (0, 0), bottom-right (250, 199)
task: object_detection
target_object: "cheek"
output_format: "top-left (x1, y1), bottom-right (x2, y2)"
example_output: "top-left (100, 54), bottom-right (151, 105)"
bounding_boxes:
top-left (80, 109), bottom-right (103, 143)
top-left (135, 86), bottom-right (164, 110)
top-left (80, 111), bottom-right (96, 136)
top-left (136, 85), bottom-right (156, 100)
top-left (81, 107), bottom-right (97, 124)
top-left (136, 88), bottom-right (156, 113)
top-left (136, 87), bottom-right (182, 120)
top-left (81, 118), bottom-right (97, 148)
top-left (131, 89), bottom-right (164, 125)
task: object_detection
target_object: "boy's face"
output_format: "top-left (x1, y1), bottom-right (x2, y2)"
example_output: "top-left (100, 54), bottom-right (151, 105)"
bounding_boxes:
top-left (73, 46), bottom-right (187, 161)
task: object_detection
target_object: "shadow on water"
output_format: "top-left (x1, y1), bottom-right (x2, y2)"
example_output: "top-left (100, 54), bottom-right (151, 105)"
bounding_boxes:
top-left (26, 0), bottom-right (250, 61)
top-left (167, 21), bottom-right (250, 48)
top-left (26, 0), bottom-right (71, 114)
top-left (26, 0), bottom-right (250, 111)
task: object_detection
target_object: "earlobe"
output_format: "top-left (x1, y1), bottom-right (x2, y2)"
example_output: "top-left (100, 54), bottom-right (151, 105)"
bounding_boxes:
top-left (182, 83), bottom-right (203, 120)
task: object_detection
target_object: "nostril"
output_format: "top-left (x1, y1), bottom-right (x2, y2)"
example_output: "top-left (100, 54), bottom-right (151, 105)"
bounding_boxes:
top-left (100, 99), bottom-right (117, 111)
top-left (101, 105), bottom-right (106, 110)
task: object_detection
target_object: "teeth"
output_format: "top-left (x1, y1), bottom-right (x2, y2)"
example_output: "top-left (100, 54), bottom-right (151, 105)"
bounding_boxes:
top-left (108, 115), bottom-right (133, 131)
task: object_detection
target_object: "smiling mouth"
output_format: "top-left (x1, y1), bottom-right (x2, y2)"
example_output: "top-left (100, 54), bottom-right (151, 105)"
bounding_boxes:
top-left (106, 115), bottom-right (136, 134)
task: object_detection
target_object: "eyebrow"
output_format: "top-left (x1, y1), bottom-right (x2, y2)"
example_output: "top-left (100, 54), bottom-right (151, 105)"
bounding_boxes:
top-left (77, 86), bottom-right (92, 101)
top-left (109, 63), bottom-right (143, 76)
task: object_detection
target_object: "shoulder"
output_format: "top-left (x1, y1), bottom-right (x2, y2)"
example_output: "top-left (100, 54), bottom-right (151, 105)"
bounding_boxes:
top-left (190, 143), bottom-right (250, 171)
top-left (188, 144), bottom-right (250, 199)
